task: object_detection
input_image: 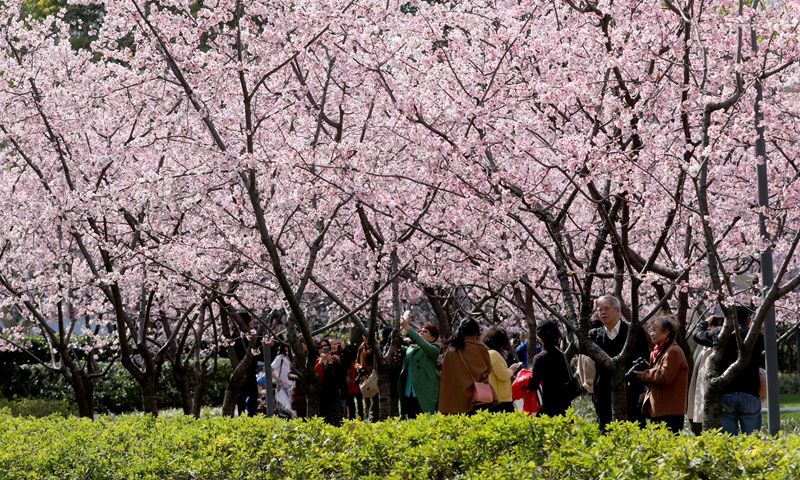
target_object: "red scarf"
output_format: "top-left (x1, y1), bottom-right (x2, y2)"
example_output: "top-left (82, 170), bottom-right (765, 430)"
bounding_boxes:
top-left (651, 337), bottom-right (670, 364)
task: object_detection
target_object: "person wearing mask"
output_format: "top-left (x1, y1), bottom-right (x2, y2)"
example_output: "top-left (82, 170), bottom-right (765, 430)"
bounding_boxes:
top-left (438, 318), bottom-right (495, 415)
top-left (693, 305), bottom-right (765, 435)
top-left (398, 311), bottom-right (441, 418)
top-left (527, 320), bottom-right (575, 416)
top-left (482, 326), bottom-right (522, 413)
top-left (633, 314), bottom-right (689, 434)
top-left (589, 294), bottom-right (651, 430)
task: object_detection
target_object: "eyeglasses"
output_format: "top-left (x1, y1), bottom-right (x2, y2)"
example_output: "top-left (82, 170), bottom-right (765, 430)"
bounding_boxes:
top-left (418, 328), bottom-right (428, 333)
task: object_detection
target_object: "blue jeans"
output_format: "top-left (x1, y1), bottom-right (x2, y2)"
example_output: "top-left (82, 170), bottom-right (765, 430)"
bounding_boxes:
top-left (721, 392), bottom-right (762, 435)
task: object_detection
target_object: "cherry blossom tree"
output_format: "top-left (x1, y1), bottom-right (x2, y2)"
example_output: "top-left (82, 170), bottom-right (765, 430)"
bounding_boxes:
top-left (2, 0), bottom-right (799, 429)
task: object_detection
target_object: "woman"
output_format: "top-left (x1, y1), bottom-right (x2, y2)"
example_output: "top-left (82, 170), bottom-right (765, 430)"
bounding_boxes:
top-left (339, 345), bottom-right (364, 420)
top-left (271, 343), bottom-right (296, 417)
top-left (398, 311), bottom-right (441, 419)
top-left (687, 315), bottom-right (720, 434)
top-left (527, 320), bottom-right (574, 416)
top-left (482, 326), bottom-right (522, 412)
top-left (356, 334), bottom-right (376, 420)
top-left (634, 314), bottom-right (689, 434)
top-left (438, 318), bottom-right (495, 415)
top-left (314, 338), bottom-right (345, 426)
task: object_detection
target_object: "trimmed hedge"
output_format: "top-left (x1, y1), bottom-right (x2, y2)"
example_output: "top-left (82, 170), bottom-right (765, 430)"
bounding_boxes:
top-left (2, 410), bottom-right (800, 479)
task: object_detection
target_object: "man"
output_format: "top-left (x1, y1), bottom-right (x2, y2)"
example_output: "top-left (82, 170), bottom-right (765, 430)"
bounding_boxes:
top-left (588, 294), bottom-right (650, 431)
top-left (693, 306), bottom-right (765, 435)
top-left (514, 334), bottom-right (541, 368)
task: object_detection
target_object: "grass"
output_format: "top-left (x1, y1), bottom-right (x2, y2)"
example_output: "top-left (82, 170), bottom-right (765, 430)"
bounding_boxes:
top-left (760, 392), bottom-right (800, 426)
top-left (779, 392), bottom-right (800, 407)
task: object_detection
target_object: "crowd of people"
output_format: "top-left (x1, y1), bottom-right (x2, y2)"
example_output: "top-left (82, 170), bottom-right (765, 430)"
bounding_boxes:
top-left (242, 294), bottom-right (765, 436)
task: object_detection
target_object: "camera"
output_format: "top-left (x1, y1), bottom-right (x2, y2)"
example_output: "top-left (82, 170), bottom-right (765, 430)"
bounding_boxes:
top-left (625, 357), bottom-right (649, 381)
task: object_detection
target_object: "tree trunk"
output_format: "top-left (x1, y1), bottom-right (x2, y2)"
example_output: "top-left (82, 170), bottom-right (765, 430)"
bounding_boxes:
top-left (191, 355), bottom-right (215, 418)
top-left (60, 346), bottom-right (95, 418)
top-left (349, 326), bottom-right (362, 347)
top-left (221, 354), bottom-right (251, 417)
top-left (66, 369), bottom-right (95, 419)
top-left (191, 373), bottom-right (207, 418)
top-left (609, 368), bottom-right (629, 422)
top-left (301, 360), bottom-right (322, 418)
top-left (526, 317), bottom-right (537, 368)
top-left (172, 360), bottom-right (193, 415)
top-left (702, 379), bottom-right (725, 430)
top-left (141, 374), bottom-right (159, 416)
top-left (376, 356), bottom-right (392, 420)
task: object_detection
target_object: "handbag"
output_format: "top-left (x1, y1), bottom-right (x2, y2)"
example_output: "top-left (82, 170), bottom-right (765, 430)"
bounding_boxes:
top-left (637, 385), bottom-right (652, 418)
top-left (458, 350), bottom-right (496, 405)
top-left (359, 371), bottom-right (379, 398)
top-left (563, 375), bottom-right (583, 403)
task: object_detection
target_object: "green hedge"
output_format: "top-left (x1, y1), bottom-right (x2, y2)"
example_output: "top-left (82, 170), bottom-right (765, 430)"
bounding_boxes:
top-left (0, 397), bottom-right (78, 418)
top-left (2, 410), bottom-right (800, 479)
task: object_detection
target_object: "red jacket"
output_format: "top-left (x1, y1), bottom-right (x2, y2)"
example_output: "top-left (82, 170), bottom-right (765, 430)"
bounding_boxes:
top-left (511, 368), bottom-right (541, 415)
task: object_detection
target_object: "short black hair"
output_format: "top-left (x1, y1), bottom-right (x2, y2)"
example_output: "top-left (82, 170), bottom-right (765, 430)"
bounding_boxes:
top-left (735, 305), bottom-right (751, 324)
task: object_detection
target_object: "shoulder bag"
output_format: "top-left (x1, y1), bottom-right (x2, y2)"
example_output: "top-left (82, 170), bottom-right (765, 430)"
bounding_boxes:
top-left (458, 350), bottom-right (495, 405)
top-left (360, 371), bottom-right (379, 398)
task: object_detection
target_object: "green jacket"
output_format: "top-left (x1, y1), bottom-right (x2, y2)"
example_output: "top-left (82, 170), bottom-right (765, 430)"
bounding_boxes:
top-left (399, 327), bottom-right (441, 415)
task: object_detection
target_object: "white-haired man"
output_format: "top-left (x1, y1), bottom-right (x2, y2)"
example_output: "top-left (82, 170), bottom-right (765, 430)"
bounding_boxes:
top-left (589, 294), bottom-right (651, 431)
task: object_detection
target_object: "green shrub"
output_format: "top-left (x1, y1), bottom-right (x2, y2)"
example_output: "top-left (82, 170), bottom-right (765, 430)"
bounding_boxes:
top-left (779, 373), bottom-right (800, 394)
top-left (0, 397), bottom-right (77, 418)
top-left (2, 410), bottom-right (800, 479)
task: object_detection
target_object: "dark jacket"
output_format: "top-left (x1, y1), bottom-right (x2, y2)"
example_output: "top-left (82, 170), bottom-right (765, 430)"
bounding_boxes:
top-left (692, 320), bottom-right (764, 397)
top-left (528, 344), bottom-right (573, 416)
top-left (588, 321), bottom-right (650, 426)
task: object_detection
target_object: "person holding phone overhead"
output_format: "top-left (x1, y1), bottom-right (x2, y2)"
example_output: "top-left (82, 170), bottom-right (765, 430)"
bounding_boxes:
top-left (398, 310), bottom-right (441, 419)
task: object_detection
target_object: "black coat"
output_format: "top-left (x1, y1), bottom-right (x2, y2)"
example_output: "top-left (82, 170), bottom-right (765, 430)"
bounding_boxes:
top-left (528, 344), bottom-right (573, 416)
top-left (693, 320), bottom-right (764, 397)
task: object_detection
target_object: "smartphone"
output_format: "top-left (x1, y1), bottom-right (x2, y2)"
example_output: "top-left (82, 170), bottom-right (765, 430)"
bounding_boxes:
top-left (323, 346), bottom-right (330, 354)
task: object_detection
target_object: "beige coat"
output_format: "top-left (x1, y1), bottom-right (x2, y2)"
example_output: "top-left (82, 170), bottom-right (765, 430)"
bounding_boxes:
top-left (640, 341), bottom-right (689, 418)
top-left (438, 337), bottom-right (493, 414)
